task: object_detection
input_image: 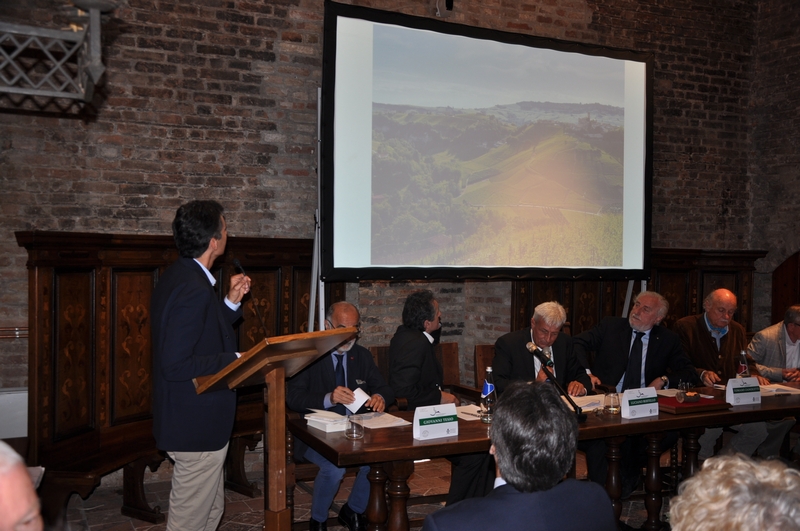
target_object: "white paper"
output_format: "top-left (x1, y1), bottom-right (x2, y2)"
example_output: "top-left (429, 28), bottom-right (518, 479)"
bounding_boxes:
top-left (345, 387), bottom-right (371, 413)
top-left (760, 384), bottom-right (800, 396)
top-left (725, 377), bottom-right (761, 405)
top-left (307, 409), bottom-right (345, 420)
top-left (656, 388), bottom-right (680, 397)
top-left (561, 395), bottom-right (603, 412)
top-left (413, 404), bottom-right (458, 440)
top-left (621, 387), bottom-right (659, 419)
top-left (457, 404), bottom-right (483, 421)
top-left (357, 412), bottom-right (411, 429)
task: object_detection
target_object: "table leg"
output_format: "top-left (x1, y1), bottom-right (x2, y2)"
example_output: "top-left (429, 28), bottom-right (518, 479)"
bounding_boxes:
top-left (385, 460), bottom-right (415, 531)
top-left (605, 436), bottom-right (626, 521)
top-left (644, 433), bottom-right (664, 531)
top-left (366, 465), bottom-right (388, 531)
top-left (681, 427), bottom-right (702, 480)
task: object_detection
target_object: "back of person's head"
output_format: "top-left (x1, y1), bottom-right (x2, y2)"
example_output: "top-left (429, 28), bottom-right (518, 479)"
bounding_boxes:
top-left (785, 305), bottom-right (800, 327)
top-left (172, 200), bottom-right (224, 258)
top-left (670, 454), bottom-right (800, 531)
top-left (402, 290), bottom-right (436, 330)
top-left (491, 381), bottom-right (578, 493)
top-left (0, 440), bottom-right (43, 531)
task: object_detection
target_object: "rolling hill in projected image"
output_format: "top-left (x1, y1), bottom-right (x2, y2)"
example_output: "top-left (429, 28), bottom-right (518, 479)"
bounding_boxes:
top-left (370, 101), bottom-right (625, 268)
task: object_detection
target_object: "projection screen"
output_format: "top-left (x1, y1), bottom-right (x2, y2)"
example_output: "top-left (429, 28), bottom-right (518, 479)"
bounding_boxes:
top-left (320, 1), bottom-right (654, 281)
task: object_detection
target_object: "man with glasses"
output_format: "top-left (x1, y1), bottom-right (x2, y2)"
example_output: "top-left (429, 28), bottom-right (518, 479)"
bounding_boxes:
top-left (286, 301), bottom-right (394, 531)
top-left (493, 301), bottom-right (591, 396)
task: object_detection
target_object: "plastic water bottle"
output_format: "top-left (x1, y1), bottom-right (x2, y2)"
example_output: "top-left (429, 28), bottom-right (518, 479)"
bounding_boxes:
top-left (737, 350), bottom-right (750, 378)
top-left (480, 367), bottom-right (495, 424)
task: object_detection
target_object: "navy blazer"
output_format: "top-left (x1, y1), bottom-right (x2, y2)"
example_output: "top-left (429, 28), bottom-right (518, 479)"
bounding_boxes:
top-left (573, 317), bottom-right (699, 389)
top-left (151, 257), bottom-right (240, 452)
top-left (388, 325), bottom-right (443, 409)
top-left (422, 480), bottom-right (616, 531)
top-left (493, 329), bottom-right (591, 394)
top-left (286, 343), bottom-right (395, 413)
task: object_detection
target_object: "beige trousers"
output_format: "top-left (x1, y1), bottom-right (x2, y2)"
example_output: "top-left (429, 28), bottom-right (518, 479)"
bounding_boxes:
top-left (166, 443), bottom-right (228, 531)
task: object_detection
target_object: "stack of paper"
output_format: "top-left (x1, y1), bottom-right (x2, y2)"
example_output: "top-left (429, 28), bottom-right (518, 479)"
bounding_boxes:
top-left (305, 409), bottom-right (348, 433)
top-left (357, 412), bottom-right (411, 429)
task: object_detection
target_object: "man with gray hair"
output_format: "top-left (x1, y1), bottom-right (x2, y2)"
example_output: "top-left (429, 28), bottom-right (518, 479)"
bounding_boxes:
top-left (573, 291), bottom-right (699, 495)
top-left (0, 441), bottom-right (43, 531)
top-left (748, 304), bottom-right (800, 383)
top-left (493, 301), bottom-right (591, 396)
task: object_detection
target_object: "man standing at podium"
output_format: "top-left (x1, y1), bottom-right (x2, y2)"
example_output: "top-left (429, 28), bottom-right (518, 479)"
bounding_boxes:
top-left (287, 301), bottom-right (394, 531)
top-left (151, 200), bottom-right (251, 531)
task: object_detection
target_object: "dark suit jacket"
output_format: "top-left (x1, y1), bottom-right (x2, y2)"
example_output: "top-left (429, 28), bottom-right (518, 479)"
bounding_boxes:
top-left (573, 317), bottom-right (699, 389)
top-left (388, 325), bottom-right (443, 409)
top-left (673, 313), bottom-right (751, 381)
top-left (493, 329), bottom-right (591, 394)
top-left (422, 480), bottom-right (616, 531)
top-left (286, 343), bottom-right (395, 413)
top-left (151, 257), bottom-right (240, 452)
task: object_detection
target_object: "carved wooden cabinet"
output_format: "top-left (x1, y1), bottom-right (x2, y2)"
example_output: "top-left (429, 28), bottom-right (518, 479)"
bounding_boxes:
top-left (15, 231), bottom-right (319, 521)
top-left (511, 248), bottom-right (767, 334)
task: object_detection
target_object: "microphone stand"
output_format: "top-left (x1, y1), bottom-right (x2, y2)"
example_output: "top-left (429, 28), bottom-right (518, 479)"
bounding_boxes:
top-left (538, 363), bottom-right (587, 423)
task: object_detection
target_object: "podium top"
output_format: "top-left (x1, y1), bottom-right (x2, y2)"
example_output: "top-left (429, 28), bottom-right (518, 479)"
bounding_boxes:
top-left (194, 327), bottom-right (357, 394)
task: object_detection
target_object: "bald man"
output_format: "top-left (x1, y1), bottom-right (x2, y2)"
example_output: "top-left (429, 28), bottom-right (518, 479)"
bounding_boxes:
top-left (0, 441), bottom-right (43, 531)
top-left (674, 289), bottom-right (793, 459)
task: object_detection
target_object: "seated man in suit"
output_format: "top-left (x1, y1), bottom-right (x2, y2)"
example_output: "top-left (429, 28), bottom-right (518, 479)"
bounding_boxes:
top-left (493, 301), bottom-right (591, 396)
top-left (573, 291), bottom-right (700, 495)
top-left (287, 301), bottom-right (395, 531)
top-left (389, 290), bottom-right (491, 505)
top-left (674, 288), bottom-right (792, 460)
top-left (422, 381), bottom-right (616, 531)
top-left (0, 441), bottom-right (43, 531)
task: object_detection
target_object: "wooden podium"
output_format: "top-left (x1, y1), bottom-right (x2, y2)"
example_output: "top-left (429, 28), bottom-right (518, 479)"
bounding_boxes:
top-left (194, 327), bottom-right (357, 530)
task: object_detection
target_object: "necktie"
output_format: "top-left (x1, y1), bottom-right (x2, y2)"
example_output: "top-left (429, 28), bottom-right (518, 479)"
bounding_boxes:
top-left (623, 331), bottom-right (645, 391)
top-left (333, 353), bottom-right (346, 414)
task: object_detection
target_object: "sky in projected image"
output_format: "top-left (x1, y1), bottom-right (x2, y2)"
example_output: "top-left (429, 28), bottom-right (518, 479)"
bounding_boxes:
top-left (372, 24), bottom-right (625, 109)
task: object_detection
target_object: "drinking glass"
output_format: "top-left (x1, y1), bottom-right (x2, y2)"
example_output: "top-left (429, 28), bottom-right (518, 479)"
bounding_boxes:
top-left (603, 393), bottom-right (621, 415)
top-left (344, 415), bottom-right (364, 439)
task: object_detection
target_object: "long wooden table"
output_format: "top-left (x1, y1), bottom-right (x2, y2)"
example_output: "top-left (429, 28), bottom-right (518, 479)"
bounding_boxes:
top-left (287, 387), bottom-right (800, 531)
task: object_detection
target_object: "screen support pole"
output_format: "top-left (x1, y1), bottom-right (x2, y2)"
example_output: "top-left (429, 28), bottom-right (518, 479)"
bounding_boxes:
top-left (308, 87), bottom-right (325, 331)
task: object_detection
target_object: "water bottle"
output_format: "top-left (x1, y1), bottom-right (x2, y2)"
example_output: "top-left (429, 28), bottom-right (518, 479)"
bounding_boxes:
top-left (737, 350), bottom-right (750, 378)
top-left (480, 366), bottom-right (495, 424)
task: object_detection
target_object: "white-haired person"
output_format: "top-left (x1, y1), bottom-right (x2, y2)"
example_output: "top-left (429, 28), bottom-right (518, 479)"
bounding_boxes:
top-left (0, 440), bottom-right (43, 531)
top-left (670, 454), bottom-right (800, 531)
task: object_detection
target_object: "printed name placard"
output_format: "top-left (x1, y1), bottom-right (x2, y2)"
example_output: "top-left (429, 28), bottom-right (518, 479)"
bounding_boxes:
top-left (621, 387), bottom-right (659, 419)
top-left (726, 377), bottom-right (761, 405)
top-left (412, 403), bottom-right (459, 440)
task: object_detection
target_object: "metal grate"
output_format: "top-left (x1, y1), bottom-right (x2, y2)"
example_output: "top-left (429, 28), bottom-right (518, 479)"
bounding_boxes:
top-left (0, 1), bottom-right (114, 103)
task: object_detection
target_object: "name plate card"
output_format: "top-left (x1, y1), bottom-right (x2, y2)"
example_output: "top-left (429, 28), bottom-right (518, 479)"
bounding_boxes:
top-left (412, 404), bottom-right (459, 440)
top-left (621, 387), bottom-right (659, 419)
top-left (726, 377), bottom-right (761, 405)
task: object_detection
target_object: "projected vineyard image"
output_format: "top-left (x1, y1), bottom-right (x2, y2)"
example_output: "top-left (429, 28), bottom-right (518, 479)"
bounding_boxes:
top-left (368, 25), bottom-right (630, 268)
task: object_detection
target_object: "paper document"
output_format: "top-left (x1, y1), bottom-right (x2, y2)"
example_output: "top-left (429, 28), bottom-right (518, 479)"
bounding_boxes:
top-left (307, 409), bottom-right (345, 420)
top-left (357, 412), bottom-right (410, 429)
top-left (657, 389), bottom-right (680, 397)
top-left (456, 404), bottom-right (483, 421)
top-left (345, 387), bottom-right (371, 413)
top-left (562, 394), bottom-right (603, 412)
top-left (760, 384), bottom-right (800, 396)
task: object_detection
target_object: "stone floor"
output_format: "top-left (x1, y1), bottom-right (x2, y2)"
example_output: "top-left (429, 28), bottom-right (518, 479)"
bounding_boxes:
top-left (64, 458), bottom-right (658, 530)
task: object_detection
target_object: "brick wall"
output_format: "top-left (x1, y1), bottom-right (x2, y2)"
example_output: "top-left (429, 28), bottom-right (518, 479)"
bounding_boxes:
top-left (1, 0), bottom-right (798, 389)
top-left (749, 0), bottom-right (800, 330)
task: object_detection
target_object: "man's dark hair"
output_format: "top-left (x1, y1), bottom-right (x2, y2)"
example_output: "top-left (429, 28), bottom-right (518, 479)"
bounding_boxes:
top-left (491, 381), bottom-right (578, 492)
top-left (402, 290), bottom-right (436, 330)
top-left (172, 200), bottom-right (225, 258)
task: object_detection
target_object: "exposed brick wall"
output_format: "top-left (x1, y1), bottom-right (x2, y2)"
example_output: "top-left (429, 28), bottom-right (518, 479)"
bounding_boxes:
top-left (749, 0), bottom-right (800, 331)
top-left (1, 0), bottom-right (799, 389)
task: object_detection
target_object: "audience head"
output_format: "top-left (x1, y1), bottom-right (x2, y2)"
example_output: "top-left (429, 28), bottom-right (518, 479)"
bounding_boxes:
top-left (172, 200), bottom-right (226, 259)
top-left (629, 291), bottom-right (669, 332)
top-left (0, 441), bottom-right (43, 531)
top-left (402, 290), bottom-right (441, 333)
top-left (490, 381), bottom-right (577, 493)
top-left (325, 301), bottom-right (361, 352)
top-left (670, 454), bottom-right (800, 531)
top-left (530, 301), bottom-right (567, 349)
top-left (703, 288), bottom-right (738, 329)
top-left (784, 305), bottom-right (800, 343)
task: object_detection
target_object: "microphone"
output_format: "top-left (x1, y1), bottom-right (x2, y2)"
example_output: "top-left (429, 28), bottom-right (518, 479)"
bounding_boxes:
top-left (232, 259), bottom-right (268, 338)
top-left (526, 342), bottom-right (554, 368)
